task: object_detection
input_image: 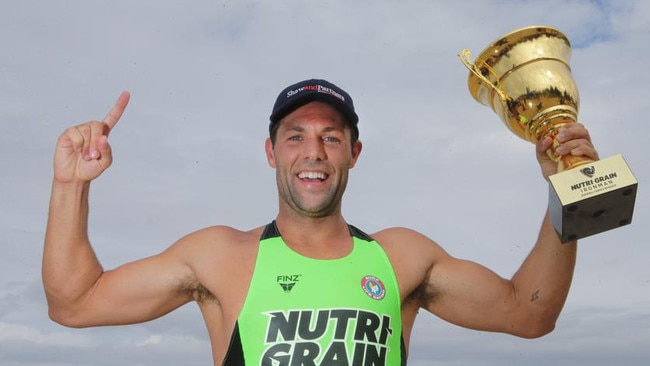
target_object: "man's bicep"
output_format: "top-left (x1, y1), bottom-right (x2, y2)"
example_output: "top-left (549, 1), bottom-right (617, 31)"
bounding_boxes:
top-left (423, 256), bottom-right (519, 333)
top-left (63, 250), bottom-right (195, 327)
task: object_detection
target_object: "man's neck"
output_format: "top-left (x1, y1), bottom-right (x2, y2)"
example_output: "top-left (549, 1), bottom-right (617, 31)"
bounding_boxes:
top-left (274, 213), bottom-right (353, 259)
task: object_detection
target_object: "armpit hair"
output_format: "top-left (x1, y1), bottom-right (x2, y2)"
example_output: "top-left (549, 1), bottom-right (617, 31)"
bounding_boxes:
top-left (405, 272), bottom-right (440, 308)
top-left (178, 278), bottom-right (218, 304)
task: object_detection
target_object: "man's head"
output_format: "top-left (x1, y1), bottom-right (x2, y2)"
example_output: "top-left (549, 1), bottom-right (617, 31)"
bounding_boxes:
top-left (265, 79), bottom-right (362, 218)
top-left (269, 79), bottom-right (359, 145)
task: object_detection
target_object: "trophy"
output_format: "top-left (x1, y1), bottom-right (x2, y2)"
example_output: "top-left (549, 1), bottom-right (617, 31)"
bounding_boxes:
top-left (458, 26), bottom-right (637, 242)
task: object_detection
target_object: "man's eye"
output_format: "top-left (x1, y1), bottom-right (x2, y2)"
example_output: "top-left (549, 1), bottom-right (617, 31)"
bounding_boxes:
top-left (288, 135), bottom-right (303, 141)
top-left (323, 136), bottom-right (340, 143)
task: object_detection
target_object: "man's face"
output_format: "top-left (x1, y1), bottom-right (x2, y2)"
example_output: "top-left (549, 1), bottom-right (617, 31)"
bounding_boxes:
top-left (265, 101), bottom-right (362, 218)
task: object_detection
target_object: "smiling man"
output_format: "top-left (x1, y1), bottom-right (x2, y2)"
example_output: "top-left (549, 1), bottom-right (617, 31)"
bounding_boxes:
top-left (43, 79), bottom-right (598, 365)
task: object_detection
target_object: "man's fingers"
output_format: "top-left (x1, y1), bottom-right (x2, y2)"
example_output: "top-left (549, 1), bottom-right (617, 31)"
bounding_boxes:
top-left (75, 125), bottom-right (92, 159)
top-left (103, 91), bottom-right (131, 132)
top-left (554, 123), bottom-right (599, 161)
top-left (556, 122), bottom-right (591, 143)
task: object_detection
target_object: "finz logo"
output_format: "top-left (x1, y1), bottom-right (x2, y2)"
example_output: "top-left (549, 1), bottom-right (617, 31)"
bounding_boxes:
top-left (361, 276), bottom-right (386, 300)
top-left (277, 274), bottom-right (301, 293)
top-left (580, 166), bottom-right (595, 178)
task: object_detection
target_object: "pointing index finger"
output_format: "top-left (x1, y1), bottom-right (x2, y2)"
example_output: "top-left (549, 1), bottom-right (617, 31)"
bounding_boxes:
top-left (103, 91), bottom-right (131, 132)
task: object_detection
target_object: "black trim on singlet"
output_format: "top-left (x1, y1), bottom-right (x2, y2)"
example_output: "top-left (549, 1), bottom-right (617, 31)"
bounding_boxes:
top-left (400, 333), bottom-right (408, 366)
top-left (222, 322), bottom-right (245, 366)
top-left (260, 221), bottom-right (281, 240)
top-left (262, 221), bottom-right (375, 243)
top-left (347, 224), bottom-right (374, 242)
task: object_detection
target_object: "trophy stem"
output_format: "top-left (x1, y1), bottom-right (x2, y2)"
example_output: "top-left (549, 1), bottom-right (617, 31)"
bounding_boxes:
top-left (527, 106), bottom-right (594, 171)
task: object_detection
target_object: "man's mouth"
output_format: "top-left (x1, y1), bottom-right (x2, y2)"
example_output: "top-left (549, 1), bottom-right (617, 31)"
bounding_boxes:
top-left (298, 171), bottom-right (328, 182)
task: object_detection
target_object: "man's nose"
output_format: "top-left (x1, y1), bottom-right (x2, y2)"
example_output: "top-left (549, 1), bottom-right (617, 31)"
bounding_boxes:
top-left (304, 137), bottom-right (326, 161)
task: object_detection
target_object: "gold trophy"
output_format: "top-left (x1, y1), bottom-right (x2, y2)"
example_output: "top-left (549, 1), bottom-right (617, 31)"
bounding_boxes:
top-left (458, 26), bottom-right (637, 242)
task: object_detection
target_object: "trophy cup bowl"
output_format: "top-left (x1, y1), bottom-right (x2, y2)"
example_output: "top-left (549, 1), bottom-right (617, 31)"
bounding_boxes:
top-left (459, 25), bottom-right (637, 242)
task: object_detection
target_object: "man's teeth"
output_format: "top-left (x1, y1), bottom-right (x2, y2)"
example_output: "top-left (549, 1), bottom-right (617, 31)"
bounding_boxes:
top-left (299, 172), bottom-right (326, 180)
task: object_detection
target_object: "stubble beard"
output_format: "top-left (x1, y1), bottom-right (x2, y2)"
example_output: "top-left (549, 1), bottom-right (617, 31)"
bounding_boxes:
top-left (277, 170), bottom-right (348, 219)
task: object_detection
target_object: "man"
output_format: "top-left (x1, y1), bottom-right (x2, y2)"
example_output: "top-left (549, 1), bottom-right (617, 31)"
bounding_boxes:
top-left (43, 79), bottom-right (598, 365)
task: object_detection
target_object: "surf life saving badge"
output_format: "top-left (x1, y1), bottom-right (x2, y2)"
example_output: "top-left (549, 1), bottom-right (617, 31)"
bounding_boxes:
top-left (361, 275), bottom-right (386, 300)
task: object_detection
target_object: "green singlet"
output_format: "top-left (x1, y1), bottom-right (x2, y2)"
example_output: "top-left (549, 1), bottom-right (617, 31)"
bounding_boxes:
top-left (222, 221), bottom-right (406, 366)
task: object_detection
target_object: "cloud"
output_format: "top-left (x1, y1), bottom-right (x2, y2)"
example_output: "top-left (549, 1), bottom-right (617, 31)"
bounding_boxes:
top-left (0, 322), bottom-right (93, 348)
top-left (2, 0), bottom-right (649, 365)
top-left (0, 318), bottom-right (211, 366)
top-left (407, 305), bottom-right (650, 365)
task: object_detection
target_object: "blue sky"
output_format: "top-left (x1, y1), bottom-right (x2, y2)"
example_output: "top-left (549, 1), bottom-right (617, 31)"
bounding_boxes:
top-left (1, 1), bottom-right (648, 365)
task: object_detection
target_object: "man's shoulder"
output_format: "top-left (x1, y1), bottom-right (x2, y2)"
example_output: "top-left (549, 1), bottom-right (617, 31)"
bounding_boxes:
top-left (180, 224), bottom-right (267, 245)
top-left (370, 226), bottom-right (446, 262)
top-left (168, 224), bottom-right (268, 261)
top-left (371, 226), bottom-right (438, 246)
top-left (368, 227), bottom-right (450, 305)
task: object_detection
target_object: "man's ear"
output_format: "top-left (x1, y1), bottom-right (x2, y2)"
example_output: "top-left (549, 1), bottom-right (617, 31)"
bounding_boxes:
top-left (265, 138), bottom-right (276, 168)
top-left (349, 140), bottom-right (363, 169)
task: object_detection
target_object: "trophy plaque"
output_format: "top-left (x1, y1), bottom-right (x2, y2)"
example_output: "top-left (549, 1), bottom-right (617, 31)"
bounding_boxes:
top-left (458, 26), bottom-right (637, 243)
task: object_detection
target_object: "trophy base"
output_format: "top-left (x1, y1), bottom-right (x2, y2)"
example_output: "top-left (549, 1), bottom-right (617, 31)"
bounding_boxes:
top-left (548, 154), bottom-right (637, 243)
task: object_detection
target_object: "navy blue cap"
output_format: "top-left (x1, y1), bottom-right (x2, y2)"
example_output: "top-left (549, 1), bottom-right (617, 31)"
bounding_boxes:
top-left (269, 79), bottom-right (359, 138)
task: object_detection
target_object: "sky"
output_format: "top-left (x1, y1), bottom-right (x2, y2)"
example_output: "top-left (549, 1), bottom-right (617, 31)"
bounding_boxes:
top-left (1, 0), bottom-right (649, 365)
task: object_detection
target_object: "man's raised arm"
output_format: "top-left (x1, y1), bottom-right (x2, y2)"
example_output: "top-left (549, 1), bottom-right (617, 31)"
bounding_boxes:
top-left (42, 92), bottom-right (194, 327)
top-left (423, 122), bottom-right (599, 338)
top-left (43, 91), bottom-right (130, 325)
